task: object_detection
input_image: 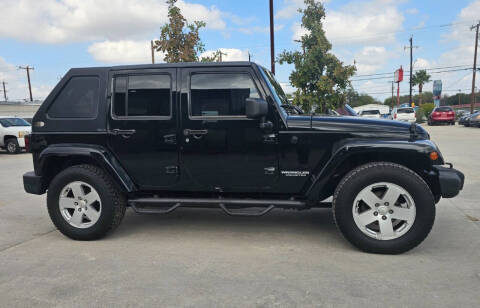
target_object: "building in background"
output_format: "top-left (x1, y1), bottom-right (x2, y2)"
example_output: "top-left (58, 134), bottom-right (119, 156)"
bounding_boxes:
top-left (0, 101), bottom-right (42, 118)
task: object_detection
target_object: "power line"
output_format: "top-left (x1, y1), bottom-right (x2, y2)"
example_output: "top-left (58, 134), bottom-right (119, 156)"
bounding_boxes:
top-left (352, 64), bottom-right (471, 78)
top-left (350, 68), bottom-right (472, 82)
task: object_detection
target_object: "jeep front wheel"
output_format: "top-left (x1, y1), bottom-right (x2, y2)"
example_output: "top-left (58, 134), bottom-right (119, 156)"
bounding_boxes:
top-left (5, 138), bottom-right (20, 154)
top-left (333, 162), bottom-right (435, 254)
top-left (47, 164), bottom-right (126, 240)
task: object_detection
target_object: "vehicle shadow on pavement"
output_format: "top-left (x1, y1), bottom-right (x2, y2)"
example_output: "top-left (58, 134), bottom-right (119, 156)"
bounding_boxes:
top-left (109, 207), bottom-right (349, 248)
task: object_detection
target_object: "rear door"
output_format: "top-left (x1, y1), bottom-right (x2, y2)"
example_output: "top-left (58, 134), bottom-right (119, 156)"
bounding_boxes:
top-left (108, 68), bottom-right (179, 189)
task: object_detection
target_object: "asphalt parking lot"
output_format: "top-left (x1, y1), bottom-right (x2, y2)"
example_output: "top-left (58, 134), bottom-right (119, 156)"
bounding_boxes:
top-left (0, 125), bottom-right (479, 307)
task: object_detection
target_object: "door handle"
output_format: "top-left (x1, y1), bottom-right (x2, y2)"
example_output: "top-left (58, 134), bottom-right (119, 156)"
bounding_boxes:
top-left (183, 129), bottom-right (208, 136)
top-left (110, 129), bottom-right (136, 138)
top-left (263, 134), bottom-right (277, 144)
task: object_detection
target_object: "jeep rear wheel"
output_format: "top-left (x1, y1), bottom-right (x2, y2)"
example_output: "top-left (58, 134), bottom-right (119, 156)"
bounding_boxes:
top-left (47, 164), bottom-right (126, 240)
top-left (5, 138), bottom-right (20, 154)
top-left (333, 162), bottom-right (435, 254)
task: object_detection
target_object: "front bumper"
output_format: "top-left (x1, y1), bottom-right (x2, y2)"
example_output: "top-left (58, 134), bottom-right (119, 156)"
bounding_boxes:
top-left (17, 137), bottom-right (25, 148)
top-left (432, 165), bottom-right (464, 198)
top-left (23, 171), bottom-right (46, 195)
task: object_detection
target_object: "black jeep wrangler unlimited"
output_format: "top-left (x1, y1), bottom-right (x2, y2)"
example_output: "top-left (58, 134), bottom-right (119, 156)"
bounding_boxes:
top-left (23, 62), bottom-right (464, 254)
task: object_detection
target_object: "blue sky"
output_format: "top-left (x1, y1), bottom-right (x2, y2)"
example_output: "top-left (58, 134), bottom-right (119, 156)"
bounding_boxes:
top-left (0, 0), bottom-right (479, 102)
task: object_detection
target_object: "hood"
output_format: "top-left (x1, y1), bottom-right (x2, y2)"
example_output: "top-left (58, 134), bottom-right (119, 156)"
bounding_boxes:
top-left (287, 115), bottom-right (429, 139)
top-left (2, 125), bottom-right (31, 134)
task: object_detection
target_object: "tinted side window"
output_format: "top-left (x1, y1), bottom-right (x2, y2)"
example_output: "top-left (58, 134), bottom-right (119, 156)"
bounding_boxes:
top-left (48, 76), bottom-right (99, 118)
top-left (190, 73), bottom-right (260, 117)
top-left (114, 76), bottom-right (127, 116)
top-left (113, 74), bottom-right (171, 117)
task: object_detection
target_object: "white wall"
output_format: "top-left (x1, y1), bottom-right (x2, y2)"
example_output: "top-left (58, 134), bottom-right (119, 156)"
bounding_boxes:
top-left (0, 103), bottom-right (40, 118)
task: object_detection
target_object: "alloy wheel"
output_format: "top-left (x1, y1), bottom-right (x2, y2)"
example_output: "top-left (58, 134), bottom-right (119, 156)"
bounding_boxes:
top-left (59, 181), bottom-right (102, 228)
top-left (352, 182), bottom-right (416, 240)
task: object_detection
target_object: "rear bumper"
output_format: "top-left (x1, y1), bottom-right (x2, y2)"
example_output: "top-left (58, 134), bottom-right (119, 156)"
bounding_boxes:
top-left (23, 171), bottom-right (46, 195)
top-left (433, 165), bottom-right (464, 198)
top-left (431, 117), bottom-right (454, 122)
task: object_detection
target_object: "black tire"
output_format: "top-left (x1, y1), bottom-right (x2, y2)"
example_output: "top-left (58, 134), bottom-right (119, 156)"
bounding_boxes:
top-left (5, 138), bottom-right (20, 154)
top-left (47, 164), bottom-right (126, 240)
top-left (427, 120), bottom-right (432, 126)
top-left (333, 162), bottom-right (435, 254)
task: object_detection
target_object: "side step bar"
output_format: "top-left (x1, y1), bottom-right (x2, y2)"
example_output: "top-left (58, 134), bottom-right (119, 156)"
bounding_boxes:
top-left (128, 197), bottom-right (307, 217)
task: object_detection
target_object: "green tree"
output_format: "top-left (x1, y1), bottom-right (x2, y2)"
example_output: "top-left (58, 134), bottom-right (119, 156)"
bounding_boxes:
top-left (153, 0), bottom-right (219, 62)
top-left (384, 92), bottom-right (433, 107)
top-left (346, 88), bottom-right (381, 107)
top-left (421, 103), bottom-right (435, 118)
top-left (277, 0), bottom-right (356, 113)
top-left (411, 70), bottom-right (431, 105)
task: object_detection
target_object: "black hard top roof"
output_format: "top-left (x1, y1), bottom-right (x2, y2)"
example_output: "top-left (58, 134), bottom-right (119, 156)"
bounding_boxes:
top-left (69, 61), bottom-right (256, 72)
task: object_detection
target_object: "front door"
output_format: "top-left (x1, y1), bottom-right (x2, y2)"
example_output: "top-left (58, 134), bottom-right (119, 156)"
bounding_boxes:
top-left (108, 68), bottom-right (178, 190)
top-left (180, 67), bottom-right (279, 192)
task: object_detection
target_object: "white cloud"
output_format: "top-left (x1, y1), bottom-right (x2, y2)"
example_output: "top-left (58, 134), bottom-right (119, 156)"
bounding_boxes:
top-left (200, 48), bottom-right (250, 61)
top-left (0, 0), bottom-right (226, 44)
top-left (88, 40), bottom-right (165, 64)
top-left (291, 22), bottom-right (310, 41)
top-left (275, 0), bottom-right (306, 19)
top-left (413, 58), bottom-right (430, 69)
top-left (323, 0), bottom-right (404, 46)
top-left (291, 0), bottom-right (404, 45)
top-left (354, 46), bottom-right (389, 74)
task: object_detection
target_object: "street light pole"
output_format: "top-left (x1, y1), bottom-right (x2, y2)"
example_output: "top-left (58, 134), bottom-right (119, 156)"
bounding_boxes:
top-left (470, 22), bottom-right (479, 113)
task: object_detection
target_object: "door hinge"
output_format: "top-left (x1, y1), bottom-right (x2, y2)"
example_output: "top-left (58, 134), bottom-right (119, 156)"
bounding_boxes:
top-left (165, 166), bottom-right (179, 174)
top-left (163, 134), bottom-right (177, 144)
top-left (264, 167), bottom-right (276, 175)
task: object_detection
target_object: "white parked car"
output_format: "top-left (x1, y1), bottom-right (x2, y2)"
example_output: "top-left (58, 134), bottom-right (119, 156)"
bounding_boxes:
top-left (0, 117), bottom-right (31, 154)
top-left (390, 107), bottom-right (416, 123)
top-left (359, 109), bottom-right (381, 119)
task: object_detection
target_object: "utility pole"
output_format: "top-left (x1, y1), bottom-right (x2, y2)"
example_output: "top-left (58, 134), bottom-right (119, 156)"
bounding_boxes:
top-left (18, 65), bottom-right (34, 102)
top-left (269, 0), bottom-right (275, 74)
top-left (470, 21), bottom-right (479, 113)
top-left (248, 52), bottom-right (251, 62)
top-left (1, 81), bottom-right (7, 102)
top-left (458, 90), bottom-right (462, 106)
top-left (218, 50), bottom-right (227, 62)
top-left (391, 81), bottom-right (394, 108)
top-left (404, 36), bottom-right (418, 105)
top-left (150, 40), bottom-right (155, 64)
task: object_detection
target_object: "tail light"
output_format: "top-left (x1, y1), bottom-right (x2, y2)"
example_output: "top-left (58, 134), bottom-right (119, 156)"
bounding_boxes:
top-left (394, 113), bottom-right (397, 119)
top-left (24, 134), bottom-right (30, 153)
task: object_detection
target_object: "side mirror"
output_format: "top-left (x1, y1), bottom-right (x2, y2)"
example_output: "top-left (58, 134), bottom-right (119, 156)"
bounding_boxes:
top-left (246, 98), bottom-right (268, 119)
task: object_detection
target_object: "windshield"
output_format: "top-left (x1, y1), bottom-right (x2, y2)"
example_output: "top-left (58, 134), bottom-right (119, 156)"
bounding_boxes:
top-left (435, 107), bottom-right (453, 112)
top-left (361, 110), bottom-right (380, 115)
top-left (258, 66), bottom-right (298, 115)
top-left (0, 118), bottom-right (31, 127)
top-left (397, 108), bottom-right (414, 114)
